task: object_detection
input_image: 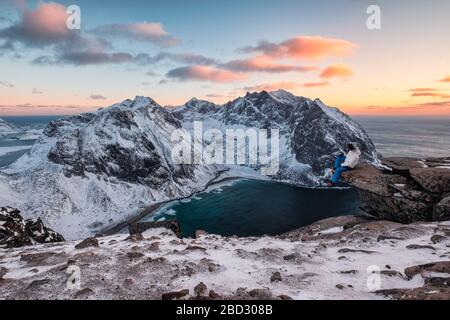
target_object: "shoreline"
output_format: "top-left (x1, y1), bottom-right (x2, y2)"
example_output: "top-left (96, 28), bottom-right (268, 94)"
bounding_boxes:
top-left (101, 169), bottom-right (246, 235)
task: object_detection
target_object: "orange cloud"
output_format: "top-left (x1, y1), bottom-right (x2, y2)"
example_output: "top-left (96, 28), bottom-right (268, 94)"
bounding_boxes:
top-left (409, 88), bottom-right (439, 92)
top-left (167, 65), bottom-right (244, 83)
top-left (320, 64), bottom-right (353, 79)
top-left (409, 88), bottom-right (449, 98)
top-left (411, 92), bottom-right (441, 97)
top-left (439, 75), bottom-right (450, 82)
top-left (241, 82), bottom-right (299, 92)
top-left (241, 36), bottom-right (357, 60)
top-left (5, 2), bottom-right (71, 45)
top-left (222, 55), bottom-right (317, 73)
top-left (303, 81), bottom-right (331, 88)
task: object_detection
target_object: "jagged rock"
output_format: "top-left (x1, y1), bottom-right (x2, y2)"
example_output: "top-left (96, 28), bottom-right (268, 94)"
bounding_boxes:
top-left (162, 289), bottom-right (189, 300)
top-left (278, 295), bottom-right (293, 300)
top-left (382, 157), bottom-right (425, 173)
top-left (0, 207), bottom-right (64, 248)
top-left (208, 290), bottom-right (221, 299)
top-left (404, 261), bottom-right (450, 279)
top-left (377, 235), bottom-right (404, 242)
top-left (186, 244), bottom-right (207, 252)
top-left (75, 288), bottom-right (94, 299)
top-left (194, 282), bottom-right (207, 296)
top-left (270, 271), bottom-right (282, 282)
top-left (0, 266), bottom-right (7, 280)
top-left (248, 288), bottom-right (273, 299)
top-left (343, 158), bottom-right (450, 223)
top-left (127, 252), bottom-right (144, 260)
top-left (126, 233), bottom-right (144, 242)
top-left (380, 270), bottom-right (403, 278)
top-left (337, 248), bottom-right (377, 254)
top-left (26, 278), bottom-right (51, 290)
top-left (431, 235), bottom-right (447, 244)
top-left (434, 197), bottom-right (450, 221)
top-left (410, 168), bottom-right (450, 193)
top-left (75, 237), bottom-right (99, 249)
top-left (340, 270), bottom-right (358, 274)
top-left (195, 230), bottom-right (208, 238)
top-left (406, 244), bottom-right (435, 251)
top-left (424, 277), bottom-right (450, 287)
top-left (129, 220), bottom-right (182, 238)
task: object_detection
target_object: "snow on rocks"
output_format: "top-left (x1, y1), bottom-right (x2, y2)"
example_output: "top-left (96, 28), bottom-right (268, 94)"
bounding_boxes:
top-left (0, 215), bottom-right (449, 300)
top-left (0, 207), bottom-right (64, 248)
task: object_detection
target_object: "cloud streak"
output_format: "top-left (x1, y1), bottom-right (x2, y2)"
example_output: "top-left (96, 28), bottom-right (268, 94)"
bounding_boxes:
top-left (221, 55), bottom-right (317, 73)
top-left (89, 94), bottom-right (107, 100)
top-left (320, 64), bottom-right (353, 79)
top-left (240, 36), bottom-right (357, 60)
top-left (91, 23), bottom-right (178, 47)
top-left (0, 81), bottom-right (14, 88)
top-left (409, 88), bottom-right (449, 99)
top-left (303, 81), bottom-right (331, 88)
top-left (241, 82), bottom-right (299, 92)
top-left (167, 65), bottom-right (244, 83)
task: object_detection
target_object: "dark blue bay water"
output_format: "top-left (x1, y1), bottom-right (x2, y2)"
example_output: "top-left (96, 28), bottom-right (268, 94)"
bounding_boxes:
top-left (145, 179), bottom-right (362, 237)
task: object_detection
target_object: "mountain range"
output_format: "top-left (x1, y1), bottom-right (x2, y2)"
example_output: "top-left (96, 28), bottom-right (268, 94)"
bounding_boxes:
top-left (0, 90), bottom-right (379, 239)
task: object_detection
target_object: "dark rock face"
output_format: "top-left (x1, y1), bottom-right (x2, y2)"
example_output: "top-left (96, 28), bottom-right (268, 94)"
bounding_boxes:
top-left (129, 220), bottom-right (182, 238)
top-left (434, 197), bottom-right (450, 221)
top-left (75, 237), bottom-right (99, 249)
top-left (176, 90), bottom-right (379, 176)
top-left (45, 97), bottom-right (194, 187)
top-left (0, 207), bottom-right (64, 248)
top-left (343, 157), bottom-right (450, 223)
top-left (410, 168), bottom-right (450, 193)
top-left (377, 261), bottom-right (450, 300)
top-left (290, 101), bottom-right (377, 173)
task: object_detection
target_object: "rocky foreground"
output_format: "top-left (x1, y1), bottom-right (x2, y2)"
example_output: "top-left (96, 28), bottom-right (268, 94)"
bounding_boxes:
top-left (1, 156), bottom-right (449, 300)
top-left (1, 215), bottom-right (449, 300)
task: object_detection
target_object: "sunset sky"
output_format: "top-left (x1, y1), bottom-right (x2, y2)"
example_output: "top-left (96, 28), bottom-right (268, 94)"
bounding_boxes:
top-left (1, 0), bottom-right (450, 116)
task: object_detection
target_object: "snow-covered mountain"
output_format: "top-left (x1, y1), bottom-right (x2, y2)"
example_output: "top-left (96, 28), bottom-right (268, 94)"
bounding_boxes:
top-left (0, 118), bottom-right (17, 137)
top-left (174, 90), bottom-right (379, 180)
top-left (0, 90), bottom-right (379, 239)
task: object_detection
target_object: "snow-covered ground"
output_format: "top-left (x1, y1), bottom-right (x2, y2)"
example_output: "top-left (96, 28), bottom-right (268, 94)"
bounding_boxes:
top-left (1, 215), bottom-right (449, 300)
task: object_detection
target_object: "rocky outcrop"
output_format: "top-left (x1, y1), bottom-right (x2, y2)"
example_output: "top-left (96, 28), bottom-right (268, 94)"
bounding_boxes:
top-left (129, 220), bottom-right (182, 238)
top-left (0, 207), bottom-right (64, 248)
top-left (343, 157), bottom-right (450, 223)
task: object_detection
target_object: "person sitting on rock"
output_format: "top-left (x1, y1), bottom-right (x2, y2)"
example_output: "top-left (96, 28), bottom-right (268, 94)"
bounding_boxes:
top-left (328, 143), bottom-right (361, 186)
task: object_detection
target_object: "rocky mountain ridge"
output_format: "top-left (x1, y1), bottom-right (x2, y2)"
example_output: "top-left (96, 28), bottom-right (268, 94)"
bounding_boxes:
top-left (0, 90), bottom-right (379, 239)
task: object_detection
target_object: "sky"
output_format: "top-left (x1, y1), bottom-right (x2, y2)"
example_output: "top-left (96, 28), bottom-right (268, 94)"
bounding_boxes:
top-left (0, 0), bottom-right (450, 116)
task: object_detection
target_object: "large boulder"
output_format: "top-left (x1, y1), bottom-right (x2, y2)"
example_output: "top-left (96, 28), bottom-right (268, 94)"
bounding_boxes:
top-left (434, 197), bottom-right (450, 221)
top-left (0, 207), bottom-right (65, 248)
top-left (129, 220), bottom-right (182, 238)
top-left (343, 157), bottom-right (450, 223)
top-left (382, 157), bottom-right (425, 174)
top-left (410, 168), bottom-right (450, 193)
